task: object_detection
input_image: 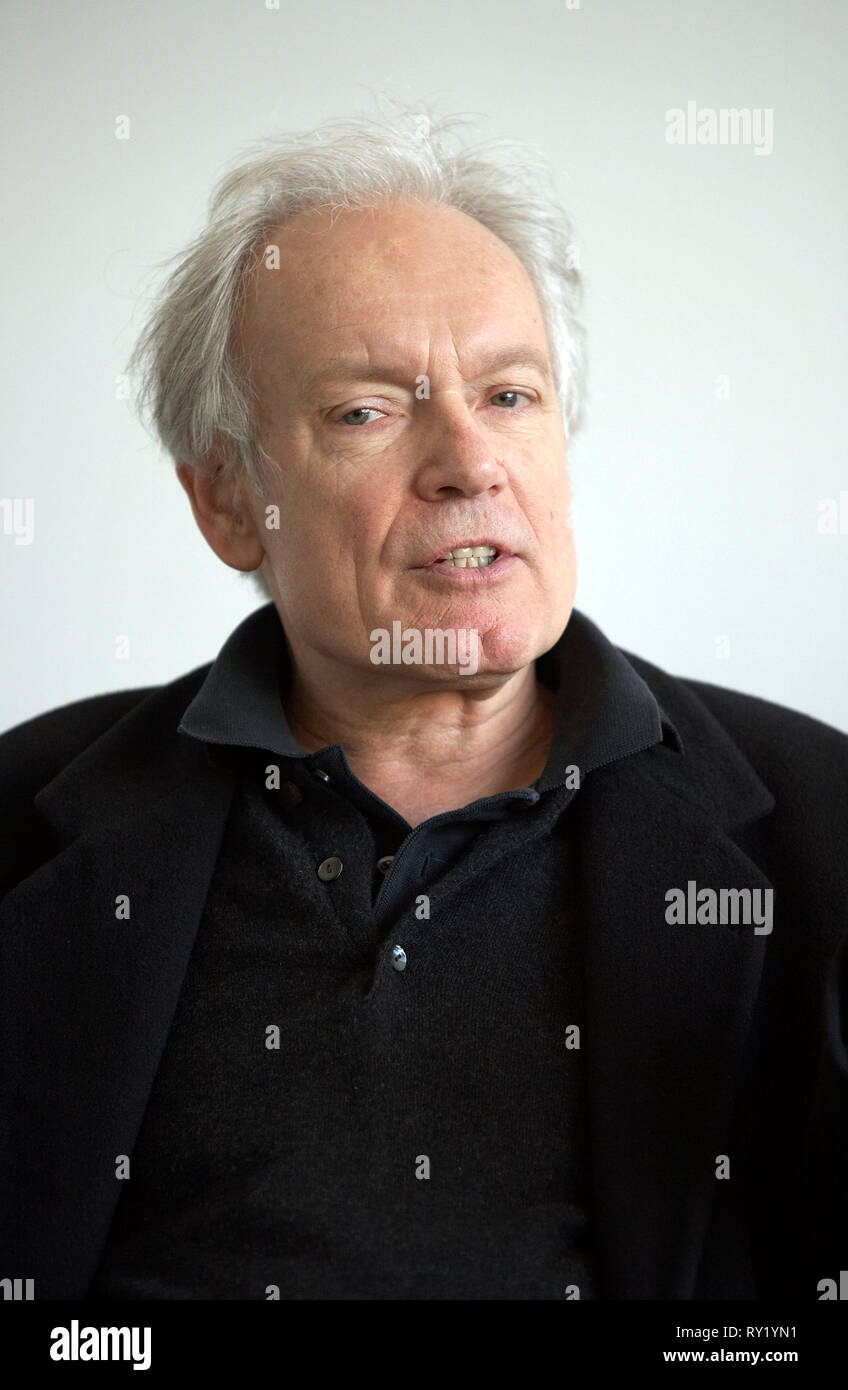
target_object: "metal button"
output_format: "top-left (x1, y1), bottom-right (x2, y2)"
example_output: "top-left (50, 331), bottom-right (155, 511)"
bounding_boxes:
top-left (314, 769), bottom-right (332, 784)
top-left (282, 780), bottom-right (302, 805)
top-left (317, 856), bottom-right (343, 881)
top-left (391, 945), bottom-right (407, 971)
top-left (377, 855), bottom-right (395, 874)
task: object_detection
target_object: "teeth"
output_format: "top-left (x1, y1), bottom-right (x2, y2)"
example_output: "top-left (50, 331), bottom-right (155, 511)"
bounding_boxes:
top-left (437, 544), bottom-right (497, 568)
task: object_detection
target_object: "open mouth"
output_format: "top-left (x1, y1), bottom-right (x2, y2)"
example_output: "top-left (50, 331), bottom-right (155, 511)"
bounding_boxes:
top-left (414, 538), bottom-right (515, 578)
top-left (434, 545), bottom-right (498, 569)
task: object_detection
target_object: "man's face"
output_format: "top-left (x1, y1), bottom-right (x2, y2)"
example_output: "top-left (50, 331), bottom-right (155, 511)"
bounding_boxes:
top-left (240, 198), bottom-right (577, 683)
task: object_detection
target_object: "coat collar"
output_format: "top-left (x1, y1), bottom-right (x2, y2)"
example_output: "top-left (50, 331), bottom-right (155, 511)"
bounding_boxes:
top-left (0, 621), bottom-right (774, 1298)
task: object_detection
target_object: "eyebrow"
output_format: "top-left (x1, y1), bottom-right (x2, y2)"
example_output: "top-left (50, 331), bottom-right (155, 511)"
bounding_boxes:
top-left (300, 345), bottom-right (554, 397)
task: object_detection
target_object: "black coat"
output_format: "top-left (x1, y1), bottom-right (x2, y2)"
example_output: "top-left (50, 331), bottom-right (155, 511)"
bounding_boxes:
top-left (1, 633), bottom-right (846, 1300)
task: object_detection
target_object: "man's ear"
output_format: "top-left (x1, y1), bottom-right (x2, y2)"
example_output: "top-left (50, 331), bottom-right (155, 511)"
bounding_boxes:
top-left (176, 458), bottom-right (265, 573)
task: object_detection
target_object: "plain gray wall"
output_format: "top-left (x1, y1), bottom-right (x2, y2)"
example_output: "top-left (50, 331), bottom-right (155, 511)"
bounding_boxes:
top-left (2, 0), bottom-right (846, 733)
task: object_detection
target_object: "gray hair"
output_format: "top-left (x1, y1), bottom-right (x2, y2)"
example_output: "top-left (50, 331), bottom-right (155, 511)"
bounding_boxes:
top-left (129, 105), bottom-right (585, 598)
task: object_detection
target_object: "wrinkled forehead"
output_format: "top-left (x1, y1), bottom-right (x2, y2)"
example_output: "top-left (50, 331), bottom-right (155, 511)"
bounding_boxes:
top-left (239, 199), bottom-right (550, 396)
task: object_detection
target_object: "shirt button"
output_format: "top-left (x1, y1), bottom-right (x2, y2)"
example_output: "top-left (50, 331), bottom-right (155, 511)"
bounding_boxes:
top-left (391, 945), bottom-right (407, 971)
top-left (377, 855), bottom-right (395, 874)
top-left (282, 780), bottom-right (302, 805)
top-left (317, 856), bottom-right (344, 881)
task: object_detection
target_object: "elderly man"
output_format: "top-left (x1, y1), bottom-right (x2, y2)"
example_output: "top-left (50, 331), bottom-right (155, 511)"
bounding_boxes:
top-left (1, 111), bottom-right (846, 1304)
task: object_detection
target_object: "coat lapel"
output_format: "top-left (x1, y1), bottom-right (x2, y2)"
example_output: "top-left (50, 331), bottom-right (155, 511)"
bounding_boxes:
top-left (0, 712), bottom-right (236, 1297)
top-left (579, 712), bottom-right (776, 1298)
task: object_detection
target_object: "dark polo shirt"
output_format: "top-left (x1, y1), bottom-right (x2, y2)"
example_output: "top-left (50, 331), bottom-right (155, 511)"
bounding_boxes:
top-left (87, 603), bottom-right (681, 1301)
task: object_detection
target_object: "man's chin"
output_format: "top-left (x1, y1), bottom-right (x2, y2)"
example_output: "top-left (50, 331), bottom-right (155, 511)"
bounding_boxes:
top-left (365, 603), bottom-right (570, 682)
top-left (467, 626), bottom-right (556, 679)
top-left (383, 625), bottom-right (552, 683)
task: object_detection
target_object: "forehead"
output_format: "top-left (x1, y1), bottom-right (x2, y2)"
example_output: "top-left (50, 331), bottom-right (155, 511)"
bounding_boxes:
top-left (241, 199), bottom-right (549, 386)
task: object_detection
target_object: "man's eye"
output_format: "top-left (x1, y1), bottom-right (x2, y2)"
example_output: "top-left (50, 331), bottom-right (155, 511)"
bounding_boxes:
top-left (340, 407), bottom-right (384, 426)
top-left (489, 391), bottom-right (527, 409)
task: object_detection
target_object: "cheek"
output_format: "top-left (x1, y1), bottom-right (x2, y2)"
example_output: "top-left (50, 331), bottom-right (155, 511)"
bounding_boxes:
top-left (344, 491), bottom-right (382, 534)
top-left (546, 464), bottom-right (574, 539)
top-left (266, 484), bottom-right (391, 611)
top-left (344, 487), bottom-right (404, 570)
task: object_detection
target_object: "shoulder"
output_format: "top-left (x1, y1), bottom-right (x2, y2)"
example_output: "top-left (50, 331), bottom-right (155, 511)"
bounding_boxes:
top-left (0, 666), bottom-right (215, 897)
top-left (0, 665), bottom-right (212, 807)
top-left (623, 646), bottom-right (848, 797)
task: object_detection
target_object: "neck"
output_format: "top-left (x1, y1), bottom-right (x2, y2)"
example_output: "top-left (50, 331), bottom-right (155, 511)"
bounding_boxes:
top-left (283, 656), bottom-right (557, 828)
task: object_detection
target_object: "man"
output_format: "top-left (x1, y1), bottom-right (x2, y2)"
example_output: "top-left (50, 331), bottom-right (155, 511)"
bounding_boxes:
top-left (1, 110), bottom-right (846, 1302)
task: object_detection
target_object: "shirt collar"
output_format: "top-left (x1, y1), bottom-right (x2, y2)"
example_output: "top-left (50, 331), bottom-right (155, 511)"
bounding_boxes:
top-left (177, 602), bottom-right (683, 789)
top-left (533, 609), bottom-right (683, 791)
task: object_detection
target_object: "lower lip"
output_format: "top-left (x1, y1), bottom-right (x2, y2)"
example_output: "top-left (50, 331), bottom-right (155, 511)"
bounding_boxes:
top-left (414, 553), bottom-right (518, 581)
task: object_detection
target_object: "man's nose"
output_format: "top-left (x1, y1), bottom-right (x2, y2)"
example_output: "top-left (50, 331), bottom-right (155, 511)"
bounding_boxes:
top-left (412, 403), bottom-right (509, 501)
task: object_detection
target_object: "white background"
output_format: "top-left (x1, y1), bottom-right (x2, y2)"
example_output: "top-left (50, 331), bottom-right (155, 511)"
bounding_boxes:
top-left (2, 0), bottom-right (846, 733)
